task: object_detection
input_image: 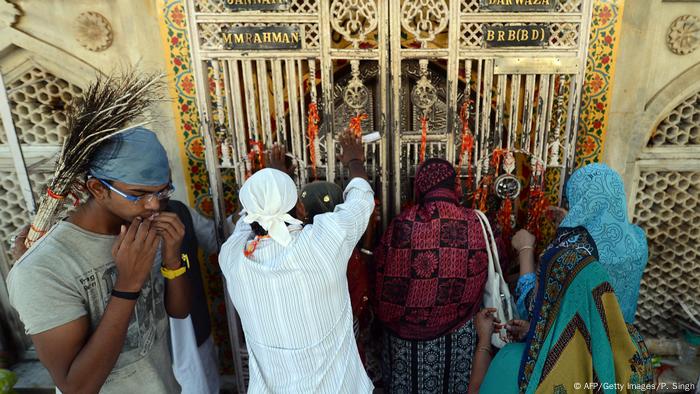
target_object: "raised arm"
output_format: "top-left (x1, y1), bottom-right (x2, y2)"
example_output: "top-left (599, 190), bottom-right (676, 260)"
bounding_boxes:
top-left (327, 131), bottom-right (374, 244)
top-left (512, 229), bottom-right (537, 319)
top-left (512, 229), bottom-right (536, 277)
top-left (339, 130), bottom-right (368, 181)
top-left (307, 131), bottom-right (374, 260)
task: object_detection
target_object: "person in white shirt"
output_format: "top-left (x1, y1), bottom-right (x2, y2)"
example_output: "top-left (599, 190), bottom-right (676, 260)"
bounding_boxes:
top-left (219, 131), bottom-right (374, 393)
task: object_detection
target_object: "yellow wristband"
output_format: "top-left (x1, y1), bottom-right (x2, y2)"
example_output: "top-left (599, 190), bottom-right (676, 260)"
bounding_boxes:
top-left (161, 265), bottom-right (187, 280)
top-left (160, 253), bottom-right (190, 280)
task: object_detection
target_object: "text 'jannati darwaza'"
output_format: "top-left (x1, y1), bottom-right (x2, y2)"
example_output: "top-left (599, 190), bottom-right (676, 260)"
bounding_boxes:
top-left (0, 0), bottom-right (698, 392)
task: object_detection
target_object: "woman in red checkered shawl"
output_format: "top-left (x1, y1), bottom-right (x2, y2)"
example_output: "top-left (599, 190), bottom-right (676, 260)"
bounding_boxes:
top-left (373, 158), bottom-right (489, 393)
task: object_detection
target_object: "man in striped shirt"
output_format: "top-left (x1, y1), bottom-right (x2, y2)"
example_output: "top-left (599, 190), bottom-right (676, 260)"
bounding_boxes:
top-left (219, 132), bottom-right (374, 393)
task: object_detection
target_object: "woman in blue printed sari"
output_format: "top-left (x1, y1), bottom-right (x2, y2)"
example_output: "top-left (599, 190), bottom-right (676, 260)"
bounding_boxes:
top-left (471, 164), bottom-right (653, 393)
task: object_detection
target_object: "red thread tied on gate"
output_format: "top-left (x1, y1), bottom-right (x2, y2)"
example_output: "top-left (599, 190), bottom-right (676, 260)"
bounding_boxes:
top-left (420, 116), bottom-right (428, 162)
top-left (307, 102), bottom-right (320, 179)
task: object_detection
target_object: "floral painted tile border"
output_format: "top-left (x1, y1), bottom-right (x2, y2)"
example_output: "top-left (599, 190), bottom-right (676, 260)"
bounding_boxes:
top-left (158, 0), bottom-right (214, 216)
top-left (575, 0), bottom-right (625, 167)
top-left (157, 0), bottom-right (233, 373)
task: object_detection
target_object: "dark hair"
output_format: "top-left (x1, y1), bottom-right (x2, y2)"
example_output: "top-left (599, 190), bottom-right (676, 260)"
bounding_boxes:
top-left (251, 222), bottom-right (268, 236)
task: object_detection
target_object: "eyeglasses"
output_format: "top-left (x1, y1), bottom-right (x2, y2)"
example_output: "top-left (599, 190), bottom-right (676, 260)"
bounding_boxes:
top-left (96, 178), bottom-right (174, 204)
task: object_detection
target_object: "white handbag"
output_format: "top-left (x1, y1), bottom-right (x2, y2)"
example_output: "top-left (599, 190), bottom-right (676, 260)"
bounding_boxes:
top-left (475, 210), bottom-right (518, 348)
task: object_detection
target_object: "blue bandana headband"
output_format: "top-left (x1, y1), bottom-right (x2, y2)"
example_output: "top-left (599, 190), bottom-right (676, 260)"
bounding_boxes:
top-left (88, 127), bottom-right (170, 186)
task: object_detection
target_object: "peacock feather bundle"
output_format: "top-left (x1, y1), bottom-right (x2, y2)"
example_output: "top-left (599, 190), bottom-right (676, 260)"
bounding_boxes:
top-left (25, 70), bottom-right (165, 247)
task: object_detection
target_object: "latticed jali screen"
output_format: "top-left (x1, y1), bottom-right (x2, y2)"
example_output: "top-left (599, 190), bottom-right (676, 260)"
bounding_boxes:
top-left (2, 67), bottom-right (83, 144)
top-left (634, 90), bottom-right (700, 338)
top-left (0, 170), bottom-right (52, 258)
top-left (635, 171), bottom-right (699, 337)
top-left (458, 0), bottom-right (583, 49)
top-left (0, 67), bottom-right (82, 261)
top-left (195, 0), bottom-right (319, 13)
top-left (460, 0), bottom-right (583, 13)
top-left (459, 22), bottom-right (580, 49)
top-left (648, 91), bottom-right (700, 147)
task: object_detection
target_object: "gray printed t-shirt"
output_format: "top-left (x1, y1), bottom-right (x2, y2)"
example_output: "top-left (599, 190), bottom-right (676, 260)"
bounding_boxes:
top-left (8, 221), bottom-right (180, 394)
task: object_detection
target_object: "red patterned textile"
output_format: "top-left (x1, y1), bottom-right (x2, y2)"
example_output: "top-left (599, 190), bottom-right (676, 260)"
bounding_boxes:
top-left (374, 159), bottom-right (488, 340)
top-left (347, 249), bottom-right (370, 322)
top-left (413, 159), bottom-right (457, 200)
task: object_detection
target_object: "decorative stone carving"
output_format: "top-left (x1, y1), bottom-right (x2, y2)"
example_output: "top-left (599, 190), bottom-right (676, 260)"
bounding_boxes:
top-left (343, 60), bottom-right (369, 111)
top-left (74, 11), bottom-right (113, 52)
top-left (400, 0), bottom-right (449, 48)
top-left (333, 62), bottom-right (379, 102)
top-left (666, 15), bottom-right (700, 55)
top-left (0, 0), bottom-right (20, 28)
top-left (411, 60), bottom-right (437, 114)
top-left (330, 0), bottom-right (378, 48)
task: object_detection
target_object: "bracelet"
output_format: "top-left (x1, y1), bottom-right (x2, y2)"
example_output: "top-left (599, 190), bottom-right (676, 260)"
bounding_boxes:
top-left (518, 246), bottom-right (534, 253)
top-left (360, 248), bottom-right (373, 256)
top-left (161, 253), bottom-right (190, 280)
top-left (111, 289), bottom-right (140, 300)
top-left (161, 265), bottom-right (187, 280)
top-left (476, 345), bottom-right (493, 356)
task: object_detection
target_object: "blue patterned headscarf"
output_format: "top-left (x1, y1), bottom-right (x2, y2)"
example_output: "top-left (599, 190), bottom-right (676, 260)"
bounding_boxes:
top-left (560, 163), bottom-right (648, 323)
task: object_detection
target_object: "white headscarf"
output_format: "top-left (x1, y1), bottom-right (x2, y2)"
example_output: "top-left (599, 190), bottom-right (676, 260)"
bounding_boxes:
top-left (239, 168), bottom-right (303, 247)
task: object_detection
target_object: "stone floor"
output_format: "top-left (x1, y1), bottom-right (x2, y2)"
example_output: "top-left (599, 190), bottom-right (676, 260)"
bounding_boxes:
top-left (657, 357), bottom-right (700, 393)
top-left (11, 358), bottom-right (53, 394)
top-left (10, 355), bottom-right (241, 393)
top-left (8, 352), bottom-right (700, 393)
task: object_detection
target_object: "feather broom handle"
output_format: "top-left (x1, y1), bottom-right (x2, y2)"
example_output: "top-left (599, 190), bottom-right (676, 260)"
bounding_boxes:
top-left (25, 71), bottom-right (164, 247)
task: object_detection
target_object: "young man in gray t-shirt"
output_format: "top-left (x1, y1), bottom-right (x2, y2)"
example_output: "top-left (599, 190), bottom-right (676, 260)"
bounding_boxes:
top-left (8, 127), bottom-right (191, 393)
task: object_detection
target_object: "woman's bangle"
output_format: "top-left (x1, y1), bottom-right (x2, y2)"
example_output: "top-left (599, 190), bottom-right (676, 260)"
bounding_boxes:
top-left (476, 345), bottom-right (493, 356)
top-left (518, 246), bottom-right (534, 253)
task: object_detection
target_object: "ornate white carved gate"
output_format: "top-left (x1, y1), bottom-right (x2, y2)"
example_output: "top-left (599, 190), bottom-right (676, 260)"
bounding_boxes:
top-left (185, 0), bottom-right (593, 390)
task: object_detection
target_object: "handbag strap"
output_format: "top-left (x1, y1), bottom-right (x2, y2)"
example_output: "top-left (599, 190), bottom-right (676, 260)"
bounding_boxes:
top-left (474, 210), bottom-right (505, 279)
top-left (475, 210), bottom-right (515, 320)
top-left (475, 211), bottom-right (497, 291)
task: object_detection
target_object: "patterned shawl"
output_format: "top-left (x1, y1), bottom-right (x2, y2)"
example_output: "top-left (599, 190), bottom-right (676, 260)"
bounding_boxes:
top-left (515, 226), bottom-right (651, 393)
top-left (373, 159), bottom-right (487, 340)
top-left (560, 163), bottom-right (648, 323)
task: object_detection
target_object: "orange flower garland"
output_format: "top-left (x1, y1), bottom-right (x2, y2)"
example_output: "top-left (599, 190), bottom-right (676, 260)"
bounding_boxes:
top-left (456, 101), bottom-right (475, 193)
top-left (246, 139), bottom-right (265, 178)
top-left (349, 113), bottom-right (368, 139)
top-left (307, 102), bottom-right (320, 179)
